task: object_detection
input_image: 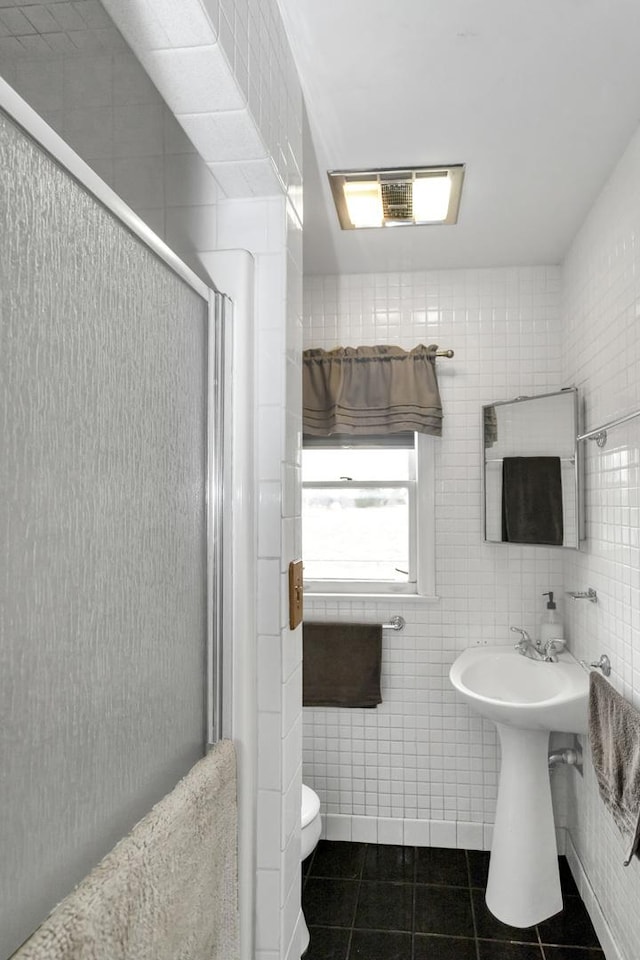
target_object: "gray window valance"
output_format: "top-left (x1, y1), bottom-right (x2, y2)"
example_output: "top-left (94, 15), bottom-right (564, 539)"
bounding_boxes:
top-left (302, 344), bottom-right (443, 437)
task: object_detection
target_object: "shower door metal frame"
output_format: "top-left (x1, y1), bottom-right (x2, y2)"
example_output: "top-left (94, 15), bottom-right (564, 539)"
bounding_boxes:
top-left (207, 288), bottom-right (231, 745)
top-left (0, 75), bottom-right (227, 749)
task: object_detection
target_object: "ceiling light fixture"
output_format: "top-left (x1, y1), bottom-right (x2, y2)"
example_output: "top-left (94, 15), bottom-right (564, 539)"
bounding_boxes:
top-left (342, 180), bottom-right (383, 228)
top-left (328, 165), bottom-right (465, 230)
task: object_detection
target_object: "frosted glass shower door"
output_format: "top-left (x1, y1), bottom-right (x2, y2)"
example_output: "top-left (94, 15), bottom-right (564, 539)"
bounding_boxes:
top-left (0, 104), bottom-right (223, 959)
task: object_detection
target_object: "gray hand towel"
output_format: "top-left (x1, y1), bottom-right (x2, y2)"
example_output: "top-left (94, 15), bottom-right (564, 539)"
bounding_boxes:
top-left (303, 621), bottom-right (382, 707)
top-left (588, 672), bottom-right (640, 865)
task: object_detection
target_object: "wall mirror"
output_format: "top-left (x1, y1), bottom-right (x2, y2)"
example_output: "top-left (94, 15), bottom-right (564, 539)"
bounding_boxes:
top-left (483, 388), bottom-right (581, 548)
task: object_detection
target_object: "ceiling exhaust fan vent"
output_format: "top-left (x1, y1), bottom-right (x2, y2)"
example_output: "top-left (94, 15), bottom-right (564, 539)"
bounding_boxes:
top-left (328, 164), bottom-right (465, 229)
top-left (380, 180), bottom-right (412, 221)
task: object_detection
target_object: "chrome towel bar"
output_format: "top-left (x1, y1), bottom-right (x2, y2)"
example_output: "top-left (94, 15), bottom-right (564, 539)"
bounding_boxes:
top-left (383, 616), bottom-right (406, 631)
top-left (577, 406), bottom-right (640, 447)
top-left (566, 588), bottom-right (598, 603)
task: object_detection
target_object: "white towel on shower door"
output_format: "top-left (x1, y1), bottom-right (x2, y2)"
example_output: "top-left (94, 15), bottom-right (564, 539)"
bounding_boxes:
top-left (13, 739), bottom-right (239, 960)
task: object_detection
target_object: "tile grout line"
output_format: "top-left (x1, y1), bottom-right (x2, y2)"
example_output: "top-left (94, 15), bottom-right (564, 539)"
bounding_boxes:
top-left (302, 846), bottom-right (316, 892)
top-left (344, 841), bottom-right (367, 960)
top-left (465, 849), bottom-right (482, 960)
top-left (411, 844), bottom-right (417, 960)
top-left (537, 921), bottom-right (546, 960)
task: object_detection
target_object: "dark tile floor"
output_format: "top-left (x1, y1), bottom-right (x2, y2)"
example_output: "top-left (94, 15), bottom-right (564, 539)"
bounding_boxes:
top-left (302, 841), bottom-right (603, 960)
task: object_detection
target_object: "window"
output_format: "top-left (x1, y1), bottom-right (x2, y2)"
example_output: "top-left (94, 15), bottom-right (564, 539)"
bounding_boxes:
top-left (302, 433), bottom-right (435, 596)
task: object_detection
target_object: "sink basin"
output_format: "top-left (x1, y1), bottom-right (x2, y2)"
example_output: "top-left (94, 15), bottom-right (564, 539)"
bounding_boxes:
top-left (449, 644), bottom-right (588, 732)
top-left (449, 643), bottom-right (589, 929)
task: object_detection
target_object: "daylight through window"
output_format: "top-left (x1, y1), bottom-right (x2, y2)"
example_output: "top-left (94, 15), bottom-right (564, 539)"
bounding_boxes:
top-left (302, 435), bottom-right (418, 594)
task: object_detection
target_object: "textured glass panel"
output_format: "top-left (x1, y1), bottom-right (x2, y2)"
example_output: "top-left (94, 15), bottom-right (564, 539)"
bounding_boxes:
top-left (0, 111), bottom-right (208, 958)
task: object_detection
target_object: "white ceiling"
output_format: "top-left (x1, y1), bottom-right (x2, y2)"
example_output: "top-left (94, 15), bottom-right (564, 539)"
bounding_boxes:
top-left (277, 0), bottom-right (640, 275)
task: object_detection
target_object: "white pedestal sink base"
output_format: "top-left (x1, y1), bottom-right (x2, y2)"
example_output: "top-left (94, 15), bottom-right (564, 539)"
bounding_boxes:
top-left (485, 723), bottom-right (562, 927)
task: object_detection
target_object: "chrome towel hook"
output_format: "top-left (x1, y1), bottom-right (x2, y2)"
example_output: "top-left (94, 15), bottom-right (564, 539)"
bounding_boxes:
top-left (580, 654), bottom-right (611, 677)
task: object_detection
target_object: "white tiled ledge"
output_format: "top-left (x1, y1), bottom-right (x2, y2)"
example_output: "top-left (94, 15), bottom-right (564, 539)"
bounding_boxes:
top-left (321, 813), bottom-right (567, 856)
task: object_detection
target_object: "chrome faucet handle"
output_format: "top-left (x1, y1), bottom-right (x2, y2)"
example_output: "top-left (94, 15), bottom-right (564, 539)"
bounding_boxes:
top-left (543, 638), bottom-right (563, 654)
top-left (541, 639), bottom-right (563, 661)
top-left (510, 626), bottom-right (530, 643)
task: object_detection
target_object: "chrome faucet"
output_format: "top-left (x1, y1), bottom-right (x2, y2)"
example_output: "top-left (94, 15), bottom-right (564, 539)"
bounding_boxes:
top-left (540, 639), bottom-right (563, 662)
top-left (510, 626), bottom-right (543, 660)
top-left (510, 626), bottom-right (559, 662)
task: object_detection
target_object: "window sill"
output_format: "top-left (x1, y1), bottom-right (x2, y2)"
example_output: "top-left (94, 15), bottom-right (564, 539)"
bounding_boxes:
top-left (304, 592), bottom-right (440, 602)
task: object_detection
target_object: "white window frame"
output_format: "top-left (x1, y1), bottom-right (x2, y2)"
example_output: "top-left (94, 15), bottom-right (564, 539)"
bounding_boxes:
top-left (414, 433), bottom-right (436, 597)
top-left (302, 433), bottom-right (436, 598)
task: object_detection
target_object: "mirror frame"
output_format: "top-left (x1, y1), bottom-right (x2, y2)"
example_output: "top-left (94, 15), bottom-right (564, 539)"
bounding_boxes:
top-left (481, 387), bottom-right (582, 548)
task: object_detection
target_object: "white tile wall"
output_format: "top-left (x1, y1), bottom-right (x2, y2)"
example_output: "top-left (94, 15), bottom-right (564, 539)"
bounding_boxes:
top-left (2, 4), bottom-right (305, 958)
top-left (2, 0), bottom-right (302, 199)
top-left (281, 204), bottom-right (304, 960)
top-left (214, 198), bottom-right (302, 960)
top-left (561, 122), bottom-right (640, 960)
top-left (302, 267), bottom-right (566, 842)
top-left (199, 146), bottom-right (301, 960)
top-left (1, 46), bottom-right (224, 281)
top-left (100, 0), bottom-right (302, 200)
top-left (137, 44), bottom-right (245, 116)
top-left (214, 0), bottom-right (303, 195)
top-left (0, 0), bottom-right (126, 56)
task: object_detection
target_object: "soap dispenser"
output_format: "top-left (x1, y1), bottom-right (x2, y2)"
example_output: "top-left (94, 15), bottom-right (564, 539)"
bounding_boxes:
top-left (540, 592), bottom-right (564, 647)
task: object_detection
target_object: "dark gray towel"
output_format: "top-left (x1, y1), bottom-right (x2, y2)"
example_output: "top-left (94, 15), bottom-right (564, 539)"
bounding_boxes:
top-left (501, 456), bottom-right (563, 545)
top-left (303, 622), bottom-right (382, 708)
top-left (589, 672), bottom-right (640, 865)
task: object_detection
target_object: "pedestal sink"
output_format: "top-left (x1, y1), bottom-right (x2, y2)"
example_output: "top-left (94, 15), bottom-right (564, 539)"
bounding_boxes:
top-left (449, 645), bottom-right (588, 928)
